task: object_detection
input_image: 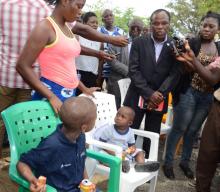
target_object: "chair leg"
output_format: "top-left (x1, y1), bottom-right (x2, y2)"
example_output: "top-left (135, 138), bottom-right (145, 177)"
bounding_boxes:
top-left (162, 134), bottom-right (168, 160)
top-left (120, 182), bottom-right (136, 192)
top-left (149, 175), bottom-right (157, 192)
top-left (85, 157), bottom-right (98, 179)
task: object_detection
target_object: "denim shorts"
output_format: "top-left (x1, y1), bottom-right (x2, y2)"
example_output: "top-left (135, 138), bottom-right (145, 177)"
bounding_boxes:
top-left (31, 77), bottom-right (76, 102)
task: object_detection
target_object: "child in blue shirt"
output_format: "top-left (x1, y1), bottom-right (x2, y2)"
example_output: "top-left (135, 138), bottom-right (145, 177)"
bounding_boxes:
top-left (17, 97), bottom-right (97, 192)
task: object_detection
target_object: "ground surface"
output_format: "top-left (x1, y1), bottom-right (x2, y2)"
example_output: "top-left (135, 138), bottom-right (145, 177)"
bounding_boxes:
top-left (1, 139), bottom-right (220, 192)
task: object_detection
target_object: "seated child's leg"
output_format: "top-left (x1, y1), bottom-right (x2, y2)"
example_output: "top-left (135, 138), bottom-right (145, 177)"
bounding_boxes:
top-left (135, 151), bottom-right (145, 163)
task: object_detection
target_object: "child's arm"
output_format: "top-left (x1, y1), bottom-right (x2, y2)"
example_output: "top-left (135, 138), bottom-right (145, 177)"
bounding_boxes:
top-left (102, 149), bottom-right (116, 156)
top-left (17, 161), bottom-right (46, 192)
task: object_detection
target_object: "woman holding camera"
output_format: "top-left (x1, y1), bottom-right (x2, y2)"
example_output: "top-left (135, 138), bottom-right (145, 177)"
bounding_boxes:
top-left (163, 11), bottom-right (220, 180)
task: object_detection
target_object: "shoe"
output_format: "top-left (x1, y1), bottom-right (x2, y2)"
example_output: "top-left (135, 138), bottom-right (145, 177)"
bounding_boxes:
top-left (179, 163), bottom-right (194, 179)
top-left (134, 161), bottom-right (160, 172)
top-left (162, 165), bottom-right (175, 180)
top-left (188, 178), bottom-right (196, 188)
top-left (122, 160), bottom-right (130, 173)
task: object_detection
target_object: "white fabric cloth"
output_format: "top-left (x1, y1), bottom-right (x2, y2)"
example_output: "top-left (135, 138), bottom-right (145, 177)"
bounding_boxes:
top-left (76, 36), bottom-right (101, 75)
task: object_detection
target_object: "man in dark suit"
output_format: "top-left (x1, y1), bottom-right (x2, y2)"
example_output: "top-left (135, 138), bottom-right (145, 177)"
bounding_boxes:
top-left (124, 9), bottom-right (181, 156)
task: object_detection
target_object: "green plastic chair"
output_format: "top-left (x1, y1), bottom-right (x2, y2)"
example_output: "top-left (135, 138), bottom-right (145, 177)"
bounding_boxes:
top-left (1, 100), bottom-right (121, 192)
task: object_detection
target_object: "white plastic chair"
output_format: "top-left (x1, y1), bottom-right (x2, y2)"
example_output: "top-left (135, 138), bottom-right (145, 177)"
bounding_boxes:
top-left (83, 92), bottom-right (159, 192)
top-left (117, 78), bottom-right (173, 159)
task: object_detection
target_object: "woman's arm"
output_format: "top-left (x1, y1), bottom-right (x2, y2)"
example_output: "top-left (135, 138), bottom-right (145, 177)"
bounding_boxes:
top-left (80, 45), bottom-right (115, 60)
top-left (97, 43), bottom-right (104, 88)
top-left (16, 20), bottom-right (62, 114)
top-left (176, 42), bottom-right (220, 86)
top-left (72, 22), bottom-right (128, 47)
top-left (193, 57), bottom-right (220, 85)
top-left (78, 81), bottom-right (100, 96)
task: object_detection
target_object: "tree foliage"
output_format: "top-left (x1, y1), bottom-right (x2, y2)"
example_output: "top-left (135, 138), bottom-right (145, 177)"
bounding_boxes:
top-left (84, 0), bottom-right (149, 33)
top-left (166, 0), bottom-right (220, 35)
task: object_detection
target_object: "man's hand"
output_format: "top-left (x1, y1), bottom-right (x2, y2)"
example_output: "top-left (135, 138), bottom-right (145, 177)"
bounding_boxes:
top-left (149, 91), bottom-right (164, 105)
top-left (147, 91), bottom-right (164, 111)
top-left (48, 95), bottom-right (63, 115)
top-left (110, 36), bottom-right (128, 47)
top-left (147, 100), bottom-right (158, 111)
top-left (98, 50), bottom-right (116, 61)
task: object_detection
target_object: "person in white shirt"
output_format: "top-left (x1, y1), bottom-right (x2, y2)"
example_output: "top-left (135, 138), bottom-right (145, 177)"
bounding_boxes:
top-left (76, 12), bottom-right (104, 94)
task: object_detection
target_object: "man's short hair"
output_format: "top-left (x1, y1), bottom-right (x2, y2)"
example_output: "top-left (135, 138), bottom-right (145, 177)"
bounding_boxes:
top-left (128, 18), bottom-right (144, 28)
top-left (150, 9), bottom-right (171, 23)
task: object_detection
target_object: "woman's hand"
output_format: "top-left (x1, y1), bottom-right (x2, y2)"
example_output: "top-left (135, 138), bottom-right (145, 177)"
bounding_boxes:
top-left (175, 40), bottom-right (196, 71)
top-left (98, 50), bottom-right (116, 61)
top-left (110, 36), bottom-right (128, 47)
top-left (82, 87), bottom-right (101, 97)
top-left (207, 57), bottom-right (220, 72)
top-left (48, 95), bottom-right (62, 115)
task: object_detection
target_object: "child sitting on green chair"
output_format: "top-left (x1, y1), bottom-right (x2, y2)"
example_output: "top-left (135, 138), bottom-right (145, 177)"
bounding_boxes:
top-left (17, 97), bottom-right (97, 192)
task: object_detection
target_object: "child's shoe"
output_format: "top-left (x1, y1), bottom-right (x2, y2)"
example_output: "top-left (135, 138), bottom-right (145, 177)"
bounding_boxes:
top-left (134, 161), bottom-right (160, 172)
top-left (122, 160), bottom-right (130, 173)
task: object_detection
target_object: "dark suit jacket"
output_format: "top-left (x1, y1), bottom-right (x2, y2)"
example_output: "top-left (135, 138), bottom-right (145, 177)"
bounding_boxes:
top-left (124, 34), bottom-right (182, 114)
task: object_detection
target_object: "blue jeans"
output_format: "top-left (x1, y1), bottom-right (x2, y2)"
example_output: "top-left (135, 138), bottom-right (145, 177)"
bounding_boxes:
top-left (164, 87), bottom-right (213, 167)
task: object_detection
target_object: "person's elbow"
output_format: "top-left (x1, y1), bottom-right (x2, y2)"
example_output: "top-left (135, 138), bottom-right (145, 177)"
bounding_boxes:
top-left (16, 59), bottom-right (23, 74)
top-left (72, 22), bottom-right (88, 36)
top-left (16, 59), bottom-right (27, 76)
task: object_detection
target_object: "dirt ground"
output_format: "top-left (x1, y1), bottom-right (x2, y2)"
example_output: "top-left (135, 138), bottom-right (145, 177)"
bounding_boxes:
top-left (1, 139), bottom-right (220, 192)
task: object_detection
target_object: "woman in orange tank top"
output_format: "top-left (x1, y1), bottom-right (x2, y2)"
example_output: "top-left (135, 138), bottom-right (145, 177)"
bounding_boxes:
top-left (16, 0), bottom-right (128, 114)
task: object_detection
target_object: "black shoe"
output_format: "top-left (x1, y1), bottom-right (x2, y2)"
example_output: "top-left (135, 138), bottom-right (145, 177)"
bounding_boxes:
top-left (179, 163), bottom-right (194, 179)
top-left (134, 161), bottom-right (160, 172)
top-left (122, 160), bottom-right (130, 173)
top-left (162, 165), bottom-right (175, 180)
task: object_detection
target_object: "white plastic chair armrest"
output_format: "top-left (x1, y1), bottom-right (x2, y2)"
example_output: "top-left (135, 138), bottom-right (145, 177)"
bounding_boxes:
top-left (132, 129), bottom-right (159, 160)
top-left (86, 139), bottom-right (123, 158)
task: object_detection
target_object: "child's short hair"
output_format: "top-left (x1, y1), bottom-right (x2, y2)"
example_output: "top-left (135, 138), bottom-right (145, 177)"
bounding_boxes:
top-left (59, 97), bottom-right (96, 130)
top-left (120, 106), bottom-right (135, 121)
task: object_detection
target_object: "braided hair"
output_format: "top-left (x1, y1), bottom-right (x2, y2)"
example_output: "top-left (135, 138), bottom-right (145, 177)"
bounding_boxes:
top-left (201, 11), bottom-right (220, 29)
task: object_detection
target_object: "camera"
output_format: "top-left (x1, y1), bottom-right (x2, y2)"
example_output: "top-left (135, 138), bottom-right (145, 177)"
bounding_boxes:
top-left (170, 35), bottom-right (186, 56)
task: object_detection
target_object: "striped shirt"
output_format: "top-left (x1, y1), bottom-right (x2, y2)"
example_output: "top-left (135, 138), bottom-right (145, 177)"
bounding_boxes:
top-left (98, 26), bottom-right (124, 78)
top-left (0, 0), bottom-right (50, 89)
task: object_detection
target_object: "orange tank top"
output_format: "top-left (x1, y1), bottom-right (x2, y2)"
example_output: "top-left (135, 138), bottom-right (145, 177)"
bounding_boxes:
top-left (38, 17), bottom-right (81, 88)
